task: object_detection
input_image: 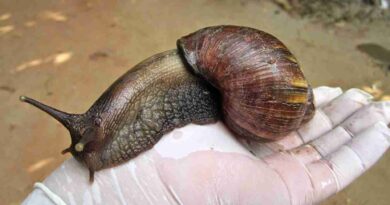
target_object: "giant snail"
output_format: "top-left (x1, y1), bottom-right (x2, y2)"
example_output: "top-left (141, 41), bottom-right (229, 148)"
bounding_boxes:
top-left (21, 25), bottom-right (315, 182)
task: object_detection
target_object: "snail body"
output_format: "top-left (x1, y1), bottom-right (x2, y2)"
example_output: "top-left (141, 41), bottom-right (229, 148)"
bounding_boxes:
top-left (21, 26), bottom-right (314, 182)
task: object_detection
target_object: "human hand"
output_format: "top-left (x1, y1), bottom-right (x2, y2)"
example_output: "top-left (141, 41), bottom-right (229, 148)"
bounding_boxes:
top-left (23, 87), bottom-right (390, 205)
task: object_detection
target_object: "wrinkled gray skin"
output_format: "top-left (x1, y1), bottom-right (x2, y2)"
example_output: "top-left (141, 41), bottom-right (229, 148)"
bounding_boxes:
top-left (21, 50), bottom-right (220, 182)
top-left (86, 50), bottom-right (220, 172)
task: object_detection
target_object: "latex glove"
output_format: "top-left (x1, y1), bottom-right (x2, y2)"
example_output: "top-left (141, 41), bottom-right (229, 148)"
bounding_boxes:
top-left (23, 87), bottom-right (390, 205)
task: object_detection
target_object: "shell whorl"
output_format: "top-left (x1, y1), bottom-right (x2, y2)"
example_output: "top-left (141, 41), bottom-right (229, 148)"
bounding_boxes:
top-left (178, 25), bottom-right (314, 140)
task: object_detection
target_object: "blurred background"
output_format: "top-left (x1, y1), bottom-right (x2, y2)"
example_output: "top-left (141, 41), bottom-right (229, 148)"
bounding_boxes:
top-left (0, 0), bottom-right (389, 204)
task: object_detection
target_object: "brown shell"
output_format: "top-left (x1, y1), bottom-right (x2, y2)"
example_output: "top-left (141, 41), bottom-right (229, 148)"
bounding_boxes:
top-left (178, 25), bottom-right (315, 140)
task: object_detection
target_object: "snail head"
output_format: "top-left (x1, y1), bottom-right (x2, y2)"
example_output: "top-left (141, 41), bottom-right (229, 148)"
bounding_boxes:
top-left (19, 96), bottom-right (103, 157)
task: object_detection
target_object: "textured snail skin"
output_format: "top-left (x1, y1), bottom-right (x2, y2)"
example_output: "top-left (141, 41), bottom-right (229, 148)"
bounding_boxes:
top-left (20, 25), bottom-right (314, 182)
top-left (21, 50), bottom-right (220, 181)
top-left (84, 50), bottom-right (219, 173)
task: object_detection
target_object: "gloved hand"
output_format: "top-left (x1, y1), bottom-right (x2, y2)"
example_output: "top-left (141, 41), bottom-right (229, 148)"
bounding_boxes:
top-left (23, 86), bottom-right (390, 205)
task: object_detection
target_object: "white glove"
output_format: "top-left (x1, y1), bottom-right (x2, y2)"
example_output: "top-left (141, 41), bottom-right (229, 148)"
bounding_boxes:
top-left (23, 87), bottom-right (390, 205)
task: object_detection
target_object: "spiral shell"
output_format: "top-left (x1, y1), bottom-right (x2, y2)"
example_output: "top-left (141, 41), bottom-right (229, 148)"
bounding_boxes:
top-left (178, 25), bottom-right (315, 140)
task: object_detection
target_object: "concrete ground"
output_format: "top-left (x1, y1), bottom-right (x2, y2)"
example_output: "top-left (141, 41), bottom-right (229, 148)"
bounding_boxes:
top-left (0, 0), bottom-right (389, 204)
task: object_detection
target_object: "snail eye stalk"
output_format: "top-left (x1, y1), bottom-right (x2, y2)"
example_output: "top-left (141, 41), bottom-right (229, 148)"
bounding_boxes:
top-left (19, 95), bottom-right (79, 132)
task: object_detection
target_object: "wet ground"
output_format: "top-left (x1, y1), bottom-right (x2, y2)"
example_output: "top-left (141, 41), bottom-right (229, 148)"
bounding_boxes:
top-left (0, 0), bottom-right (389, 204)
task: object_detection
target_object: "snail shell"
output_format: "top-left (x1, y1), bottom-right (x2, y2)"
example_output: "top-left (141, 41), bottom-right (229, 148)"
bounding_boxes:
top-left (20, 25), bottom-right (314, 182)
top-left (178, 26), bottom-right (314, 140)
